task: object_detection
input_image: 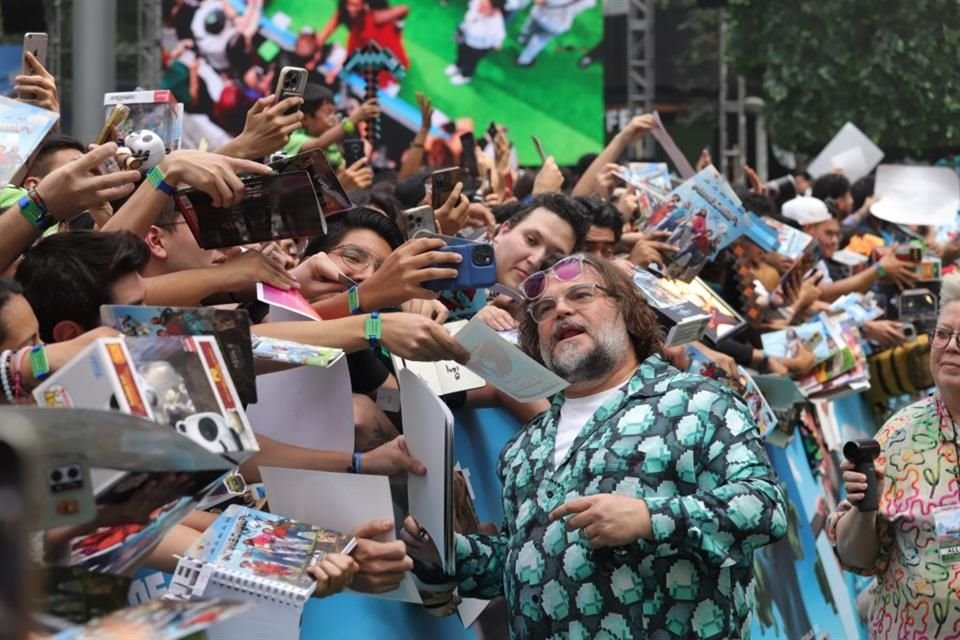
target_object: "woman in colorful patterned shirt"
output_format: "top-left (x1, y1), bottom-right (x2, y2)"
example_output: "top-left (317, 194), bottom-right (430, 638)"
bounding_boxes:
top-left (829, 271), bottom-right (960, 638)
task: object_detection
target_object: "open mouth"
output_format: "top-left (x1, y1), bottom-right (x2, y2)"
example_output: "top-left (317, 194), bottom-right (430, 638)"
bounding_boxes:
top-left (555, 325), bottom-right (586, 342)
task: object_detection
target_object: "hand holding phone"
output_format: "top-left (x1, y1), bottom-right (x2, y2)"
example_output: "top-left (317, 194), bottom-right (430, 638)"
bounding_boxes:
top-left (422, 235), bottom-right (497, 292)
top-left (21, 32), bottom-right (48, 77)
top-left (403, 205), bottom-right (438, 239)
top-left (342, 137), bottom-right (366, 168)
top-left (431, 167), bottom-right (462, 210)
top-left (531, 135), bottom-right (547, 163)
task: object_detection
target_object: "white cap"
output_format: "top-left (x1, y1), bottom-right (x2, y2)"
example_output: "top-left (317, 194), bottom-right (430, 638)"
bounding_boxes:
top-left (781, 196), bottom-right (832, 226)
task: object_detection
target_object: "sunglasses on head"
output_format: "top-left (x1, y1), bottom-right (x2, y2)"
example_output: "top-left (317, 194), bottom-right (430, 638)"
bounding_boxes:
top-left (520, 255), bottom-right (588, 300)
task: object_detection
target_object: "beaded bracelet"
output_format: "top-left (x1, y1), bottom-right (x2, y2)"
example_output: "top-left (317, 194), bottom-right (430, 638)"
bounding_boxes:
top-left (0, 350), bottom-right (15, 404)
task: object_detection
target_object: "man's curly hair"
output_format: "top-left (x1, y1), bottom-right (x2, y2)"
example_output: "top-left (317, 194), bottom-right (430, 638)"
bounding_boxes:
top-left (516, 254), bottom-right (664, 366)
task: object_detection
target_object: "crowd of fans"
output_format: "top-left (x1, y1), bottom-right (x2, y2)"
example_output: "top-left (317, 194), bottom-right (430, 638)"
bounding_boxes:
top-left (5, 5), bottom-right (960, 637)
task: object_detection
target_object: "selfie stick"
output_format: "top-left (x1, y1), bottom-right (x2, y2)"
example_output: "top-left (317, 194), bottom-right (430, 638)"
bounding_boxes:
top-left (842, 439), bottom-right (881, 512)
top-left (343, 42), bottom-right (406, 145)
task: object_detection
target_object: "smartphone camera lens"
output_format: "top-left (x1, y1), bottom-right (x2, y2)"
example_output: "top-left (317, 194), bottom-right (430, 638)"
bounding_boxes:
top-left (67, 466), bottom-right (80, 479)
top-left (472, 245), bottom-right (494, 266)
top-left (50, 469), bottom-right (63, 484)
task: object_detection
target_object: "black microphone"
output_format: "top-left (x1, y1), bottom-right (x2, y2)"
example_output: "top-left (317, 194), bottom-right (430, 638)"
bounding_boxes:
top-left (843, 439), bottom-right (881, 512)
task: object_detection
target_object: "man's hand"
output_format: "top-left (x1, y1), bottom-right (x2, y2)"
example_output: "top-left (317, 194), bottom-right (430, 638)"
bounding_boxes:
top-left (34, 143), bottom-right (140, 220)
top-left (595, 163), bottom-right (623, 201)
top-left (359, 238), bottom-right (461, 308)
top-left (841, 458), bottom-right (886, 507)
top-left (308, 553), bottom-right (359, 598)
top-left (338, 158), bottom-right (374, 191)
top-left (464, 202), bottom-right (497, 239)
top-left (533, 156), bottom-right (564, 195)
top-left (616, 114), bottom-right (656, 145)
top-left (162, 150), bottom-right (272, 208)
top-left (878, 250), bottom-right (918, 290)
top-left (549, 494), bottom-right (652, 548)
top-left (434, 182), bottom-right (470, 234)
top-left (360, 436), bottom-right (427, 481)
top-left (690, 342), bottom-right (738, 379)
top-left (415, 92), bottom-right (433, 132)
top-left (349, 99), bottom-right (381, 126)
top-left (743, 164), bottom-right (768, 196)
top-left (350, 519), bottom-right (415, 594)
top-left (628, 237), bottom-right (678, 269)
top-left (863, 319), bottom-right (908, 349)
top-left (219, 248), bottom-right (299, 292)
top-left (474, 304), bottom-right (517, 332)
top-left (16, 51), bottom-right (59, 113)
top-left (401, 299), bottom-right (449, 324)
top-left (289, 252), bottom-right (347, 300)
top-left (381, 313), bottom-right (471, 364)
top-left (695, 148), bottom-right (712, 172)
top-left (226, 94), bottom-right (305, 159)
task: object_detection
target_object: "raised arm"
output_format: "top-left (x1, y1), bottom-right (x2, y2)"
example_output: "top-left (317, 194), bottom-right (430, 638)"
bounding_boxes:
top-left (571, 114), bottom-right (655, 197)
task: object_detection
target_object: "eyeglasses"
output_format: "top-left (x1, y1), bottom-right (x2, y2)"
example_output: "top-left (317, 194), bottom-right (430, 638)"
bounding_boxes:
top-left (931, 327), bottom-right (960, 350)
top-left (527, 283), bottom-right (614, 323)
top-left (330, 244), bottom-right (384, 272)
top-left (520, 255), bottom-right (589, 300)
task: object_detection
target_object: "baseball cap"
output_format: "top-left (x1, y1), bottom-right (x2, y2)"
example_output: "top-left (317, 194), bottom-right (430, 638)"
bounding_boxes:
top-left (781, 196), bottom-right (832, 226)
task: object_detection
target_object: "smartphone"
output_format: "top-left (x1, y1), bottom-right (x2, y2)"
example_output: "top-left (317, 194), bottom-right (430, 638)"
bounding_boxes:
top-left (531, 135), bottom-right (547, 163)
top-left (460, 132), bottom-right (479, 179)
top-left (431, 167), bottom-right (461, 209)
top-left (342, 137), bottom-right (366, 168)
top-left (422, 237), bottom-right (497, 292)
top-left (403, 205), bottom-right (438, 239)
top-left (486, 121), bottom-right (499, 145)
top-left (95, 104), bottom-right (130, 146)
top-left (22, 32), bottom-right (48, 76)
top-left (274, 66), bottom-right (308, 116)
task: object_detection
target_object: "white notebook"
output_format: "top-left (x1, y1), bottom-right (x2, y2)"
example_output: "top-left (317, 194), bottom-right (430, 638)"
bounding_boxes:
top-left (165, 505), bottom-right (356, 640)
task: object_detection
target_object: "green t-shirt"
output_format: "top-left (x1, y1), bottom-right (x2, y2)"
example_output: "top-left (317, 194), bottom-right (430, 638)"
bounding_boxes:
top-left (282, 129), bottom-right (344, 169)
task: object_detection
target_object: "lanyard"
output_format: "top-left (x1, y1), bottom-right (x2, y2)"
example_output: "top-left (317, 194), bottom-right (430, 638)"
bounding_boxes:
top-left (935, 395), bottom-right (960, 488)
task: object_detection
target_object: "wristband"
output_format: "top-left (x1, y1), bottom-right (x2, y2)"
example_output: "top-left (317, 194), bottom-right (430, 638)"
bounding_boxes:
top-left (343, 118), bottom-right (357, 135)
top-left (0, 350), bottom-right (13, 404)
top-left (876, 264), bottom-right (887, 279)
top-left (347, 285), bottom-right (362, 314)
top-left (29, 344), bottom-right (51, 381)
top-left (348, 452), bottom-right (363, 474)
top-left (146, 165), bottom-right (176, 196)
top-left (366, 311), bottom-right (382, 350)
top-left (17, 191), bottom-right (56, 231)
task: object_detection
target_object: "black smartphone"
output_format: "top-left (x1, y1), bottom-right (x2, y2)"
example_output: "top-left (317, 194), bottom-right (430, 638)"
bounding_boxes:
top-left (431, 167), bottom-right (462, 210)
top-left (274, 66), bottom-right (308, 116)
top-left (460, 132), bottom-right (479, 179)
top-left (486, 121), bottom-right (498, 145)
top-left (342, 137), bottom-right (366, 167)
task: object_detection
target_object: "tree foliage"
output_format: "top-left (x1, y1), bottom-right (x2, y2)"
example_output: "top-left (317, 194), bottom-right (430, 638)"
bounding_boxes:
top-left (725, 0), bottom-right (960, 159)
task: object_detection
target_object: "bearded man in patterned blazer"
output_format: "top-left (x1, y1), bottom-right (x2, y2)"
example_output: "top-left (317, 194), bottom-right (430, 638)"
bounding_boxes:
top-left (407, 253), bottom-right (787, 639)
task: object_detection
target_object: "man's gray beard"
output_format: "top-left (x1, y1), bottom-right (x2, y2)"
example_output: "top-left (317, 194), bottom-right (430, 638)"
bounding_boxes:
top-left (541, 318), bottom-right (625, 384)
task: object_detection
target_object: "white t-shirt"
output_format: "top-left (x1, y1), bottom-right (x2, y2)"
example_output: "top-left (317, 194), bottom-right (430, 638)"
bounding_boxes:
top-left (554, 386), bottom-right (622, 465)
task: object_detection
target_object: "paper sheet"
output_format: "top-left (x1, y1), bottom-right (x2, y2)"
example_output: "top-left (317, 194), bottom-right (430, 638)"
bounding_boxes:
top-left (651, 111), bottom-right (695, 179)
top-left (257, 283), bottom-right (321, 320)
top-left (245, 356), bottom-right (354, 453)
top-left (391, 321), bottom-right (486, 396)
top-left (399, 369), bottom-right (454, 573)
top-left (807, 122), bottom-right (884, 182)
top-left (454, 317), bottom-right (568, 402)
top-left (871, 164), bottom-right (960, 226)
top-left (259, 467), bottom-right (422, 603)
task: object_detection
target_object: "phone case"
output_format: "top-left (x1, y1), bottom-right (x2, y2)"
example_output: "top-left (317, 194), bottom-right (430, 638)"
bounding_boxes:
top-left (275, 67), bottom-right (308, 116)
top-left (422, 236), bottom-right (496, 292)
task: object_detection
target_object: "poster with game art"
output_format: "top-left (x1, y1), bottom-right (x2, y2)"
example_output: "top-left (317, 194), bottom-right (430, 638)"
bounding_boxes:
top-left (0, 95), bottom-right (59, 187)
top-left (644, 166), bottom-right (748, 282)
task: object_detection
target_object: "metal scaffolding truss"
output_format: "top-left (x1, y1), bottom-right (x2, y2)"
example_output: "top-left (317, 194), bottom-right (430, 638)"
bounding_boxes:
top-left (625, 0), bottom-right (655, 158)
top-left (137, 0), bottom-right (163, 90)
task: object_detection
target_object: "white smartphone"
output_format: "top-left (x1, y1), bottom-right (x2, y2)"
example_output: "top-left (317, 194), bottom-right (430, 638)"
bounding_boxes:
top-left (22, 32), bottom-right (48, 76)
top-left (403, 205), bottom-right (438, 239)
top-left (274, 66), bottom-right (308, 116)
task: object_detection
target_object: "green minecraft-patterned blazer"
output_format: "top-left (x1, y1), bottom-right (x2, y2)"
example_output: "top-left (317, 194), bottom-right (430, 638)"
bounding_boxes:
top-left (455, 355), bottom-right (787, 639)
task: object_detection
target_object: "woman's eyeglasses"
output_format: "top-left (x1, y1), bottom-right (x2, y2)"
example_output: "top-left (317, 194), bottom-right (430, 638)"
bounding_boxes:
top-left (330, 244), bottom-right (384, 272)
top-left (931, 327), bottom-right (960, 350)
top-left (520, 255), bottom-right (588, 300)
top-left (527, 283), bottom-right (614, 323)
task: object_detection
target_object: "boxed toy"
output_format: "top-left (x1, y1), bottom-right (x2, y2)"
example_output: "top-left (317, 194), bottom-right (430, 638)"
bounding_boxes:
top-left (103, 89), bottom-right (183, 152)
top-left (34, 336), bottom-right (258, 462)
